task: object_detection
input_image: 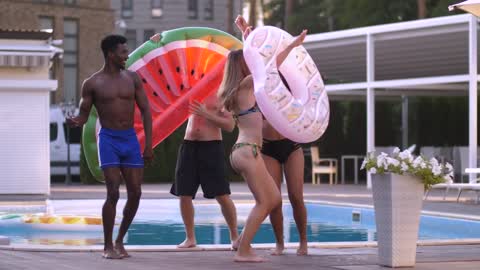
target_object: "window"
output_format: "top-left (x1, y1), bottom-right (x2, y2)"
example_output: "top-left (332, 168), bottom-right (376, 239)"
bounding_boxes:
top-left (188, 0), bottom-right (198, 20)
top-left (63, 19), bottom-right (78, 103)
top-left (204, 0), bottom-right (214, 20)
top-left (39, 16), bottom-right (54, 33)
top-left (64, 0), bottom-right (76, 5)
top-left (151, 0), bottom-right (163, 18)
top-left (50, 123), bottom-right (58, 142)
top-left (144, 29), bottom-right (155, 42)
top-left (122, 0), bottom-right (133, 18)
top-left (125, 29), bottom-right (137, 52)
top-left (63, 124), bottom-right (82, 144)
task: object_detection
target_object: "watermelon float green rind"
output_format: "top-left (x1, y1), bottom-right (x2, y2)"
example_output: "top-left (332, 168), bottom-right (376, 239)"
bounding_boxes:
top-left (82, 27), bottom-right (242, 181)
top-left (126, 27), bottom-right (243, 66)
top-left (82, 106), bottom-right (104, 181)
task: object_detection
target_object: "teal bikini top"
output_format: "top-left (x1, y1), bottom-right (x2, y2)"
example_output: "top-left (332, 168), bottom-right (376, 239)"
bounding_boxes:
top-left (233, 103), bottom-right (261, 121)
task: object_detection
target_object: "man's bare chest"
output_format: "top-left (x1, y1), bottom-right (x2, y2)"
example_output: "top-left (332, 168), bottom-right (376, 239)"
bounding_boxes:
top-left (93, 78), bottom-right (135, 101)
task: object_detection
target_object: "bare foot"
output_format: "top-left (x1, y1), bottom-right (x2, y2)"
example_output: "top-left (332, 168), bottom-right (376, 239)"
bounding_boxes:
top-left (271, 243), bottom-right (284, 256)
top-left (234, 253), bottom-right (268, 263)
top-left (114, 242), bottom-right (130, 258)
top-left (297, 243), bottom-right (308, 256)
top-left (231, 238), bottom-right (240, 251)
top-left (177, 238), bottom-right (196, 248)
top-left (102, 248), bottom-right (123, 259)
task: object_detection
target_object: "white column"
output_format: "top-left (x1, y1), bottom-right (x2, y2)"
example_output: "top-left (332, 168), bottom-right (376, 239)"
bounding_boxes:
top-left (468, 15), bottom-right (478, 183)
top-left (366, 33), bottom-right (375, 189)
top-left (402, 96), bottom-right (409, 150)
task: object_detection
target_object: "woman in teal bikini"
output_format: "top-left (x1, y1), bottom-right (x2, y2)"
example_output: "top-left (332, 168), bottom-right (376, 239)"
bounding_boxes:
top-left (235, 16), bottom-right (308, 257)
top-left (217, 15), bottom-right (307, 263)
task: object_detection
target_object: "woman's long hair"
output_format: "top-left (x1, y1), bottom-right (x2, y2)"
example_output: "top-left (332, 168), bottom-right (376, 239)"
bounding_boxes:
top-left (217, 50), bottom-right (247, 112)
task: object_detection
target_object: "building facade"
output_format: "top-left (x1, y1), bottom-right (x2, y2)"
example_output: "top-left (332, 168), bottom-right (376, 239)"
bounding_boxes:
top-left (111, 0), bottom-right (244, 50)
top-left (0, 29), bottom-right (59, 195)
top-left (0, 0), bottom-right (115, 104)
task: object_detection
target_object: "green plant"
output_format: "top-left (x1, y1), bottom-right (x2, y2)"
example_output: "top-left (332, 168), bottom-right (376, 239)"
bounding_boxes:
top-left (361, 147), bottom-right (453, 189)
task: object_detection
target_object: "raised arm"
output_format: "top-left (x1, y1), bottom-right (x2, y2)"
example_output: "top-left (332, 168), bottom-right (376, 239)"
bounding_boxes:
top-left (66, 79), bottom-right (94, 127)
top-left (189, 100), bottom-right (235, 132)
top-left (276, 29), bottom-right (307, 68)
top-left (235, 15), bottom-right (308, 69)
top-left (132, 71), bottom-right (153, 162)
top-left (150, 33), bottom-right (161, 43)
top-left (235, 15), bottom-right (252, 40)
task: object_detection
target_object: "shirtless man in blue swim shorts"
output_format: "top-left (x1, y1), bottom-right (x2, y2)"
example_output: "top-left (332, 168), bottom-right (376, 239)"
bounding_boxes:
top-left (67, 35), bottom-right (153, 259)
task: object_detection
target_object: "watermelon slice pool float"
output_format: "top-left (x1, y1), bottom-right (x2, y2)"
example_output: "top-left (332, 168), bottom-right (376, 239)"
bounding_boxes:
top-left (82, 27), bottom-right (242, 181)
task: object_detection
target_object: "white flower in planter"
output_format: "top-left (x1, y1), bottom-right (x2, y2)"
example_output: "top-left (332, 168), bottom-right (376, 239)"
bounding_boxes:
top-left (420, 161), bottom-right (427, 169)
top-left (446, 163), bottom-right (453, 174)
top-left (432, 165), bottom-right (442, 176)
top-left (401, 162), bottom-right (409, 172)
top-left (429, 157), bottom-right (439, 167)
top-left (360, 159), bottom-right (367, 170)
top-left (399, 150), bottom-right (414, 162)
top-left (362, 147), bottom-right (453, 189)
top-left (412, 156), bottom-right (423, 168)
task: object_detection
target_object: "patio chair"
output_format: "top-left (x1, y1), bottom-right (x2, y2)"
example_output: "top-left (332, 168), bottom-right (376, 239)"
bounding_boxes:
top-left (455, 180), bottom-right (480, 204)
top-left (424, 176), bottom-right (480, 203)
top-left (310, 146), bottom-right (338, 185)
top-left (424, 179), bottom-right (462, 201)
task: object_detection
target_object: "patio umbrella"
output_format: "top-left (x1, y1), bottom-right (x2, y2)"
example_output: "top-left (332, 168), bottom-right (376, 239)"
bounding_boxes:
top-left (449, 0), bottom-right (480, 16)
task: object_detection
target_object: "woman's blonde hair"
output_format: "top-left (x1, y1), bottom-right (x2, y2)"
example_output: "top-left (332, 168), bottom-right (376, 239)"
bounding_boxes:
top-left (217, 50), bottom-right (247, 112)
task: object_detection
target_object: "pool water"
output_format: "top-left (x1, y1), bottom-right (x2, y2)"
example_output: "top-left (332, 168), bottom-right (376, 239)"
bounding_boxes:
top-left (1, 199), bottom-right (480, 245)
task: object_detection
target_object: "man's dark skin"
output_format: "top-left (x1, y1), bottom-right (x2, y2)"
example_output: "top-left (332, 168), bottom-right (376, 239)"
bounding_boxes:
top-left (67, 41), bottom-right (153, 259)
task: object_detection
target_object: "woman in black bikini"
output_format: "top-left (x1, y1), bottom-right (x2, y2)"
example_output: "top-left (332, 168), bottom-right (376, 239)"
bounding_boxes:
top-left (263, 121), bottom-right (308, 256)
top-left (262, 72), bottom-right (308, 256)
top-left (217, 15), bottom-right (307, 263)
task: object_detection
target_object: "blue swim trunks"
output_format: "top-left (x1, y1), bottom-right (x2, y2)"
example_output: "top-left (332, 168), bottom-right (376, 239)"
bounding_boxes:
top-left (98, 128), bottom-right (144, 169)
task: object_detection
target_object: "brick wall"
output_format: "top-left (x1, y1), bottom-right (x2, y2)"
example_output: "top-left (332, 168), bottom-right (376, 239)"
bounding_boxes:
top-left (0, 0), bottom-right (114, 103)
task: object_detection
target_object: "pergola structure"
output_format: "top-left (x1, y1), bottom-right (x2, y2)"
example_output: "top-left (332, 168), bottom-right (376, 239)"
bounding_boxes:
top-left (303, 14), bottom-right (480, 187)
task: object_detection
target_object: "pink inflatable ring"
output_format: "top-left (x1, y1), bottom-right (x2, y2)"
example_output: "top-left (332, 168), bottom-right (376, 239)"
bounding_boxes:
top-left (243, 26), bottom-right (330, 143)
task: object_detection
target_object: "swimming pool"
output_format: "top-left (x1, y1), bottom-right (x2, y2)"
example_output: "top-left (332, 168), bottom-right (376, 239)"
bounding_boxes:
top-left (1, 199), bottom-right (480, 245)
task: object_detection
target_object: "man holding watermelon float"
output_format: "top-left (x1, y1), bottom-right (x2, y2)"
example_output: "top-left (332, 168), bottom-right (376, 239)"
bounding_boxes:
top-left (149, 33), bottom-right (240, 250)
top-left (67, 35), bottom-right (153, 259)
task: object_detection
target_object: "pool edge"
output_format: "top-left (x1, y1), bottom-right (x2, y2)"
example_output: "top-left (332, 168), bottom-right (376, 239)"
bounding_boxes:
top-left (2, 239), bottom-right (480, 252)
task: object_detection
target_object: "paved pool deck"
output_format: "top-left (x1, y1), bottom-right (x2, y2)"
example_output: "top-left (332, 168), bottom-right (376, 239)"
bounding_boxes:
top-left (0, 183), bottom-right (479, 269)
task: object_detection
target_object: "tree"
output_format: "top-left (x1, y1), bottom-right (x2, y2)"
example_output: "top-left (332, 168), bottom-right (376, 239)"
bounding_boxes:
top-left (418, 0), bottom-right (427, 18)
top-left (248, 0), bottom-right (257, 27)
top-left (227, 0), bottom-right (234, 34)
top-left (263, 0), bottom-right (286, 28)
top-left (264, 0), bottom-right (456, 34)
top-left (284, 0), bottom-right (295, 32)
top-left (264, 0), bottom-right (331, 34)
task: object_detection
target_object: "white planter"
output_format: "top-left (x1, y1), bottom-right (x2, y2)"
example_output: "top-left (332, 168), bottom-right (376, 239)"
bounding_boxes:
top-left (371, 173), bottom-right (424, 268)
